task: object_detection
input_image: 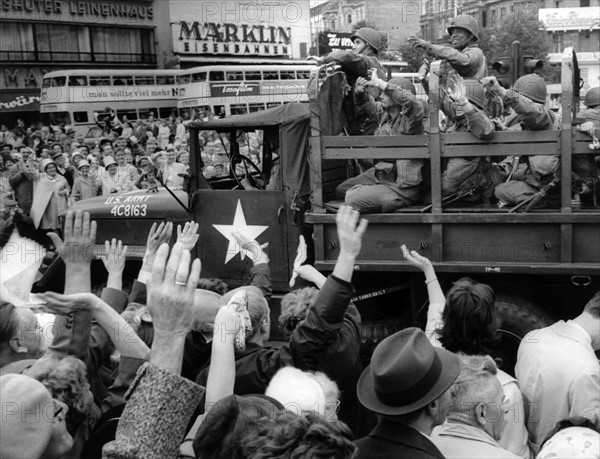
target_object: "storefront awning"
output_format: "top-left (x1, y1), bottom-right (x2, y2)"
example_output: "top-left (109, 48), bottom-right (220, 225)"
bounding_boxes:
top-left (0, 89), bottom-right (40, 113)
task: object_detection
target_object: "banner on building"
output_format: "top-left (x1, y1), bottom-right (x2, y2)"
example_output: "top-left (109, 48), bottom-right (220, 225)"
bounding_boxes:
top-left (539, 7), bottom-right (600, 31)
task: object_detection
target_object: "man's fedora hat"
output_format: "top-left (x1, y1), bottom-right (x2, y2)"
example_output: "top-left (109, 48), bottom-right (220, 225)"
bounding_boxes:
top-left (357, 327), bottom-right (460, 415)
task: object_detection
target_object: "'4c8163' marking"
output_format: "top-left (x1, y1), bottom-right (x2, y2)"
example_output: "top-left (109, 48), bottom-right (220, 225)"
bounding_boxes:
top-left (110, 204), bottom-right (147, 217)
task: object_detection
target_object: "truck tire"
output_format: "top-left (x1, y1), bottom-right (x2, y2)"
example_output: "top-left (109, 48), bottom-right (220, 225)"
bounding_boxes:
top-left (493, 295), bottom-right (553, 377)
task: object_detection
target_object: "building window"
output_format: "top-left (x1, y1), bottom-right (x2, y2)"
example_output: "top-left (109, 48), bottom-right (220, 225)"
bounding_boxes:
top-left (36, 24), bottom-right (90, 61)
top-left (0, 22), bottom-right (155, 64)
top-left (0, 23), bottom-right (34, 60)
top-left (347, 14), bottom-right (352, 23)
top-left (554, 1), bottom-right (560, 7)
top-left (500, 7), bottom-right (506, 18)
top-left (580, 0), bottom-right (589, 5)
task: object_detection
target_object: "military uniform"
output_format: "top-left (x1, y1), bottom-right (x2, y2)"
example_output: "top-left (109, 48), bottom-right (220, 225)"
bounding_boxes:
top-left (495, 86), bottom-right (560, 208)
top-left (336, 81), bottom-right (424, 213)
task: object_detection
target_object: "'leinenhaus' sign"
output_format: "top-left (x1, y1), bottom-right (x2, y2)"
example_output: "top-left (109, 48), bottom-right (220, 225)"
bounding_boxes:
top-left (170, 0), bottom-right (311, 62)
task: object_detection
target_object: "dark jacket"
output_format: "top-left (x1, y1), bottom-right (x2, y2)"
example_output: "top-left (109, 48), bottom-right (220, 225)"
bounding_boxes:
top-left (8, 163), bottom-right (35, 214)
top-left (354, 418), bottom-right (446, 459)
top-left (196, 274), bottom-right (354, 397)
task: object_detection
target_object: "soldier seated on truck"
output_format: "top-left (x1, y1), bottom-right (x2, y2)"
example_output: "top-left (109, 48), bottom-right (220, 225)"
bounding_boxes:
top-left (335, 71), bottom-right (424, 213)
top-left (484, 75), bottom-right (561, 209)
top-left (574, 87), bottom-right (599, 207)
top-left (436, 74), bottom-right (496, 204)
top-left (308, 27), bottom-right (387, 136)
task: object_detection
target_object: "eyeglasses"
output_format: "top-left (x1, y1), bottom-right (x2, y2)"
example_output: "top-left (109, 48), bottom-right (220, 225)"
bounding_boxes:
top-left (53, 400), bottom-right (68, 422)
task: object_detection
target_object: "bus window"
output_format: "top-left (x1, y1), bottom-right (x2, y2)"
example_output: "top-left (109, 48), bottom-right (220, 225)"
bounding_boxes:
top-left (210, 71), bottom-right (225, 81)
top-left (231, 104), bottom-right (248, 115)
top-left (191, 72), bottom-right (206, 83)
top-left (263, 71), bottom-right (279, 80)
top-left (280, 70), bottom-right (295, 80)
top-left (73, 111), bottom-right (89, 123)
top-left (42, 111), bottom-right (71, 125)
top-left (179, 74), bottom-right (192, 84)
top-left (113, 76), bottom-right (134, 86)
top-left (117, 109), bottom-right (137, 121)
top-left (42, 78), bottom-right (52, 88)
top-left (159, 107), bottom-right (177, 118)
top-left (226, 71), bottom-right (244, 81)
top-left (134, 76), bottom-right (155, 85)
top-left (296, 70), bottom-right (310, 79)
top-left (245, 71), bottom-right (261, 80)
top-left (266, 102), bottom-right (282, 108)
top-left (138, 108), bottom-right (153, 119)
top-left (52, 76), bottom-right (67, 87)
top-left (89, 76), bottom-right (111, 86)
top-left (156, 75), bottom-right (176, 85)
top-left (68, 75), bottom-right (88, 86)
top-left (248, 103), bottom-right (266, 113)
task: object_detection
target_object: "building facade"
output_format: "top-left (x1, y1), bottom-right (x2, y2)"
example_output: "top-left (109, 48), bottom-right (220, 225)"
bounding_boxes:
top-left (0, 0), bottom-right (171, 126)
top-left (310, 0), bottom-right (421, 52)
top-left (170, 0), bottom-right (312, 67)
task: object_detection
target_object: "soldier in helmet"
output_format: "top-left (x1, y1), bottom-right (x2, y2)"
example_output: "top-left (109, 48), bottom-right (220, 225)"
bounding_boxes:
top-left (408, 14), bottom-right (487, 83)
top-left (573, 87), bottom-right (599, 206)
top-left (483, 74), bottom-right (560, 208)
top-left (308, 27), bottom-right (387, 135)
top-left (335, 71), bottom-right (424, 213)
top-left (436, 74), bottom-right (496, 202)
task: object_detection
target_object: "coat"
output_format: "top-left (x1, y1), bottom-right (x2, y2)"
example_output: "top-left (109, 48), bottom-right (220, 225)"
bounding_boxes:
top-left (29, 173), bottom-right (69, 229)
top-left (8, 163), bottom-right (35, 214)
top-left (354, 418), bottom-right (446, 459)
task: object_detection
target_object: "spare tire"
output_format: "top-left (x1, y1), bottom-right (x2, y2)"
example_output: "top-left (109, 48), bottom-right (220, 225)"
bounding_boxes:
top-left (492, 295), bottom-right (554, 377)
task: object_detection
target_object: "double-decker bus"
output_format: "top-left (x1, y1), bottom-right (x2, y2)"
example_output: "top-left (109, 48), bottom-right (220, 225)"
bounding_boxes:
top-left (40, 69), bottom-right (181, 136)
top-left (176, 64), bottom-right (315, 119)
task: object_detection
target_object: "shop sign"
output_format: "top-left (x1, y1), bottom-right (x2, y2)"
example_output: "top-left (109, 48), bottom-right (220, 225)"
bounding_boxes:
top-left (539, 7), bottom-right (600, 31)
top-left (175, 21), bottom-right (291, 56)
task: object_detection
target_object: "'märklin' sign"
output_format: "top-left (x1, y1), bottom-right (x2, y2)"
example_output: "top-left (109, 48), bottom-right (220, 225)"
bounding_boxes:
top-left (176, 21), bottom-right (291, 56)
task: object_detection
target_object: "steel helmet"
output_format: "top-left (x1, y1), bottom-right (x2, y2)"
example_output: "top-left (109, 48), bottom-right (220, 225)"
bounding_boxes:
top-left (584, 87), bottom-right (600, 107)
top-left (447, 14), bottom-right (480, 41)
top-left (389, 77), bottom-right (416, 95)
top-left (513, 74), bottom-right (547, 104)
top-left (350, 27), bottom-right (382, 54)
top-left (462, 79), bottom-right (485, 109)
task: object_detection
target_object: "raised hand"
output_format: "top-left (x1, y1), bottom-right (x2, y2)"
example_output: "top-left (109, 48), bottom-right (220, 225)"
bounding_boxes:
top-left (232, 230), bottom-right (269, 265)
top-left (336, 205), bottom-right (368, 259)
top-left (289, 235), bottom-right (308, 288)
top-left (446, 73), bottom-right (467, 103)
top-left (481, 76), bottom-right (506, 98)
top-left (408, 36), bottom-right (431, 51)
top-left (401, 244), bottom-right (432, 272)
top-left (100, 238), bottom-right (127, 274)
top-left (144, 221), bottom-right (173, 267)
top-left (148, 243), bottom-right (201, 338)
top-left (355, 76), bottom-right (368, 94)
top-left (176, 221), bottom-right (199, 251)
top-left (48, 210), bottom-right (96, 267)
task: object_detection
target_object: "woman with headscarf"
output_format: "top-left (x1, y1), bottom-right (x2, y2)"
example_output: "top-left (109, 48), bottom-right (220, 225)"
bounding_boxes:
top-left (30, 158), bottom-right (69, 232)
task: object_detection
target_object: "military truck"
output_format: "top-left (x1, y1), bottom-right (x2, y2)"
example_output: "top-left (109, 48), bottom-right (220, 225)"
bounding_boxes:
top-left (70, 47), bottom-right (599, 373)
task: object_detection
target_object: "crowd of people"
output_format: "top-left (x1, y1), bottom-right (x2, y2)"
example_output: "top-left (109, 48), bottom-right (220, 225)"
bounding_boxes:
top-left (0, 110), bottom-right (263, 235)
top-left (1, 13), bottom-right (599, 459)
top-left (0, 204), bottom-right (598, 459)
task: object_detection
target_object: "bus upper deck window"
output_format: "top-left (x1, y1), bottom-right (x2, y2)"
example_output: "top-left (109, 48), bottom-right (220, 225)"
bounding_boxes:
top-left (42, 78), bottom-right (52, 88)
top-left (296, 71), bottom-right (310, 79)
top-left (179, 74), bottom-right (191, 84)
top-left (69, 76), bottom-right (88, 86)
top-left (263, 71), bottom-right (279, 80)
top-left (52, 77), bottom-right (67, 87)
top-left (156, 76), bottom-right (175, 85)
top-left (135, 76), bottom-right (155, 85)
top-left (89, 76), bottom-right (111, 86)
top-left (280, 71), bottom-right (295, 80)
top-left (245, 71), bottom-right (261, 80)
top-left (113, 76), bottom-right (134, 86)
top-left (192, 73), bottom-right (206, 83)
top-left (227, 71), bottom-right (243, 81)
top-left (210, 71), bottom-right (225, 81)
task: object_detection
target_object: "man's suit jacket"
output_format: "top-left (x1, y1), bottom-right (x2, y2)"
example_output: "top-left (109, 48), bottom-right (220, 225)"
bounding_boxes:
top-left (354, 418), bottom-right (446, 459)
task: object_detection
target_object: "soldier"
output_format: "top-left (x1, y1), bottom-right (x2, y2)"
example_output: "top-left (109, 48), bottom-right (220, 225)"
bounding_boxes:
top-left (484, 74), bottom-right (560, 208)
top-left (574, 87), bottom-right (599, 206)
top-left (437, 74), bottom-right (496, 203)
top-left (408, 14), bottom-right (487, 84)
top-left (308, 27), bottom-right (387, 135)
top-left (335, 71), bottom-right (424, 213)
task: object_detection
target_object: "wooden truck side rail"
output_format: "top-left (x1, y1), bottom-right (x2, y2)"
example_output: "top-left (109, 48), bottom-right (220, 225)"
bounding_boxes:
top-left (305, 48), bottom-right (600, 275)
